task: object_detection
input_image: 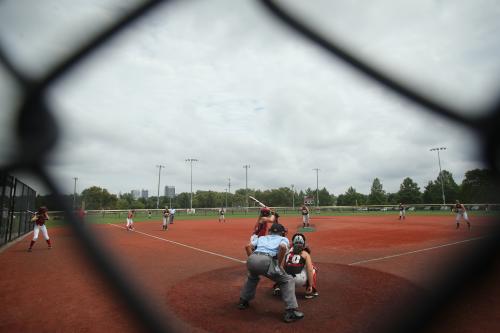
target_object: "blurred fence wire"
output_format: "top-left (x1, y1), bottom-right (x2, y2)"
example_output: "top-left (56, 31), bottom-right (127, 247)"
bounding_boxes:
top-left (1, 0), bottom-right (499, 332)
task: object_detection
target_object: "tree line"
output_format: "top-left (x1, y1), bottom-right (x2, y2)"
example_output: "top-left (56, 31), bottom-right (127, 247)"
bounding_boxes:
top-left (36, 169), bottom-right (499, 210)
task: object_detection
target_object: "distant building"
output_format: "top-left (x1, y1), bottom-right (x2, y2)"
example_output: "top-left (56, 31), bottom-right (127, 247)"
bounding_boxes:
top-left (131, 190), bottom-right (140, 200)
top-left (141, 189), bottom-right (148, 199)
top-left (164, 186), bottom-right (175, 198)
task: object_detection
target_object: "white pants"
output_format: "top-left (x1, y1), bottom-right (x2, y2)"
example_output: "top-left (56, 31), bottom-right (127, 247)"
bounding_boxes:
top-left (162, 217), bottom-right (168, 226)
top-left (33, 224), bottom-right (49, 241)
top-left (456, 211), bottom-right (469, 222)
top-left (126, 218), bottom-right (134, 228)
top-left (399, 210), bottom-right (405, 217)
top-left (292, 267), bottom-right (317, 289)
top-left (302, 214), bottom-right (309, 224)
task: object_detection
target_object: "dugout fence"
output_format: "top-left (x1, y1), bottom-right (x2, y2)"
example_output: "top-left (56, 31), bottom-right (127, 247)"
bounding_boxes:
top-left (0, 172), bottom-right (37, 247)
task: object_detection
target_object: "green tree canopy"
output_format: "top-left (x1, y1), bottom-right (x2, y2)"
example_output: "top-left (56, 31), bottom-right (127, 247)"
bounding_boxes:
top-left (367, 178), bottom-right (386, 205)
top-left (337, 187), bottom-right (367, 206)
top-left (460, 168), bottom-right (499, 203)
top-left (397, 177), bottom-right (422, 204)
top-left (81, 186), bottom-right (117, 210)
top-left (423, 170), bottom-right (459, 204)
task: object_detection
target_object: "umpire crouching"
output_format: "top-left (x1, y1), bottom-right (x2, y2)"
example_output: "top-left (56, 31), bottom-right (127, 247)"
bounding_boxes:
top-left (238, 223), bottom-right (304, 323)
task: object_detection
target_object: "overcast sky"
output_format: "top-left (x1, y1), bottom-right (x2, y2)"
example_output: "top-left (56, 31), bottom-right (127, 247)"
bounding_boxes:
top-left (1, 0), bottom-right (499, 197)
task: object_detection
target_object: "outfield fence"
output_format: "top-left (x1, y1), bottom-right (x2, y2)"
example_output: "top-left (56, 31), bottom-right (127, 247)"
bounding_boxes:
top-left (45, 203), bottom-right (500, 221)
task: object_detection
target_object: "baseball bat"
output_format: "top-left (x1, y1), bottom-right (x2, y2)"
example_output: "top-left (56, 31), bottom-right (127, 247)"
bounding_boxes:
top-left (27, 210), bottom-right (36, 214)
top-left (248, 196), bottom-right (266, 208)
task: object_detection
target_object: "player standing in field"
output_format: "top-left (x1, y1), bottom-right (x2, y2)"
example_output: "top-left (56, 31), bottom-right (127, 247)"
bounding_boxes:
top-left (162, 207), bottom-right (169, 231)
top-left (28, 206), bottom-right (52, 252)
top-left (453, 200), bottom-right (471, 230)
top-left (126, 209), bottom-right (135, 231)
top-left (218, 206), bottom-right (225, 223)
top-left (398, 203), bottom-right (406, 220)
top-left (169, 207), bottom-right (176, 224)
top-left (300, 205), bottom-right (310, 228)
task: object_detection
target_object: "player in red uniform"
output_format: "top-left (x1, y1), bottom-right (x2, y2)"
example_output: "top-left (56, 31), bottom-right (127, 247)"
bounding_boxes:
top-left (253, 207), bottom-right (275, 237)
top-left (28, 206), bottom-right (52, 252)
top-left (246, 207), bottom-right (277, 256)
top-left (274, 233), bottom-right (319, 299)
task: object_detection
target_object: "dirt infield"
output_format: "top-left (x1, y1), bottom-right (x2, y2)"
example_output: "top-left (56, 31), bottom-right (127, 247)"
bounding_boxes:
top-left (0, 214), bottom-right (498, 332)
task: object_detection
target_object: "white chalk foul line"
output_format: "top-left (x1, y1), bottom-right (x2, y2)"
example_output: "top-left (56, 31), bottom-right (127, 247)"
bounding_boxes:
top-left (349, 236), bottom-right (486, 266)
top-left (110, 224), bottom-right (246, 264)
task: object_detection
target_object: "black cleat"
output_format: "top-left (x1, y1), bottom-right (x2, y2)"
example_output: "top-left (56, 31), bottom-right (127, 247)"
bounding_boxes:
top-left (238, 299), bottom-right (249, 310)
top-left (284, 309), bottom-right (304, 323)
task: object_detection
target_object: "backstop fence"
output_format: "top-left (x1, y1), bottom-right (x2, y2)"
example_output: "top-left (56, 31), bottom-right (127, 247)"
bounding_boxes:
top-left (0, 172), bottom-right (36, 247)
top-left (1, 1), bottom-right (500, 333)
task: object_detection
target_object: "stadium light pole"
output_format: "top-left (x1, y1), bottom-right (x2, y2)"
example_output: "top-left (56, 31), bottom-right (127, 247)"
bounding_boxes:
top-left (291, 184), bottom-right (295, 208)
top-left (243, 165), bottom-right (250, 210)
top-left (430, 147), bottom-right (447, 205)
top-left (225, 188), bottom-right (228, 208)
top-left (156, 165), bottom-right (165, 209)
top-left (228, 177), bottom-right (231, 194)
top-left (186, 159), bottom-right (198, 210)
top-left (313, 168), bottom-right (320, 207)
top-left (73, 177), bottom-right (78, 210)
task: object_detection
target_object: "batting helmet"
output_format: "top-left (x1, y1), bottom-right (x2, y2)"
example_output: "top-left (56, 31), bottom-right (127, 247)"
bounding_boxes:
top-left (260, 207), bottom-right (271, 217)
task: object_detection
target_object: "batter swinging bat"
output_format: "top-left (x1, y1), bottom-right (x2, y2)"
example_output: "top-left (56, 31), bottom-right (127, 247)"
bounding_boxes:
top-left (27, 210), bottom-right (36, 215)
top-left (249, 196), bottom-right (266, 208)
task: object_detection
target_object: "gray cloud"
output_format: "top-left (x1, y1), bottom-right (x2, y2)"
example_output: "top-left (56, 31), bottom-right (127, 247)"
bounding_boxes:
top-left (1, 0), bottom-right (496, 197)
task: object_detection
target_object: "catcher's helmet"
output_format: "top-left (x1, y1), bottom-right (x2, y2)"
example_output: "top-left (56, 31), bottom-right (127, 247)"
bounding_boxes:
top-left (260, 207), bottom-right (271, 217)
top-left (291, 233), bottom-right (306, 253)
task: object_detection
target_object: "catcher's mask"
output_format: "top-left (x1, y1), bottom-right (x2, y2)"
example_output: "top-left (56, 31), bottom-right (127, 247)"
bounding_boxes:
top-left (260, 207), bottom-right (271, 217)
top-left (291, 233), bottom-right (306, 253)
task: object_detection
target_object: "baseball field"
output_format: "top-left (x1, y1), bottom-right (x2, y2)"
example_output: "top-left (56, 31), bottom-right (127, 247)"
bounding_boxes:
top-left (0, 212), bottom-right (498, 333)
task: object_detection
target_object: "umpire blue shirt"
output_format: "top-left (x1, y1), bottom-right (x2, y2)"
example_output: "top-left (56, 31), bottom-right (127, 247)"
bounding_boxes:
top-left (251, 234), bottom-right (289, 257)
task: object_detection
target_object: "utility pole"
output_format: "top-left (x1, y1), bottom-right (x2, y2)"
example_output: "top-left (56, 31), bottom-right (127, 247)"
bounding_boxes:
top-left (73, 177), bottom-right (78, 210)
top-left (186, 159), bottom-right (198, 210)
top-left (243, 165), bottom-right (250, 210)
top-left (430, 147), bottom-right (447, 205)
top-left (228, 177), bottom-right (231, 194)
top-left (313, 168), bottom-right (320, 207)
top-left (291, 184), bottom-right (295, 208)
top-left (156, 165), bottom-right (165, 209)
top-left (225, 188), bottom-right (228, 208)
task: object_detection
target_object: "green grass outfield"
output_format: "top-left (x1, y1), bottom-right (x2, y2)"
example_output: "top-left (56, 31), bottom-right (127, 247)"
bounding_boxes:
top-left (48, 210), bottom-right (499, 227)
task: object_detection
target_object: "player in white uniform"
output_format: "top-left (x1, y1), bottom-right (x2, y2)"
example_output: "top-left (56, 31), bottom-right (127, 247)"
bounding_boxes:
top-left (126, 209), bottom-right (135, 230)
top-left (28, 206), bottom-right (52, 251)
top-left (218, 207), bottom-right (225, 222)
top-left (162, 207), bottom-right (169, 230)
top-left (300, 205), bottom-right (310, 227)
top-left (453, 200), bottom-right (471, 230)
top-left (169, 208), bottom-right (176, 224)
